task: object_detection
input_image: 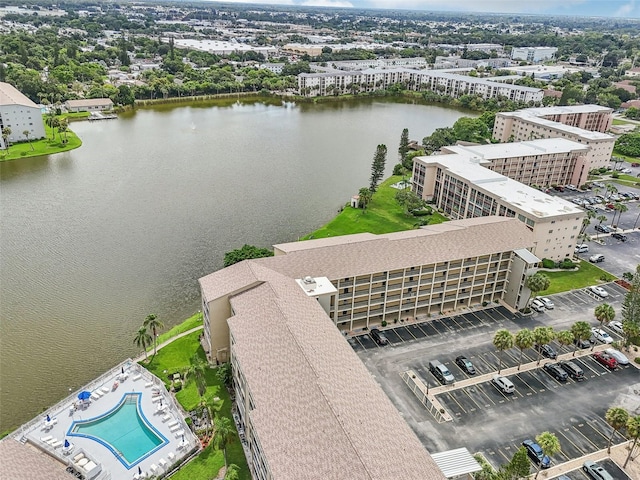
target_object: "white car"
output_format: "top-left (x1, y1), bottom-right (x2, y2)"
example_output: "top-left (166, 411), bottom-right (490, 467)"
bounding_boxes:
top-left (621, 168), bottom-right (632, 174)
top-left (609, 321), bottom-right (624, 335)
top-left (605, 348), bottom-right (630, 365)
top-left (535, 296), bottom-right (554, 310)
top-left (589, 286), bottom-right (609, 298)
top-left (530, 298), bottom-right (546, 313)
top-left (591, 327), bottom-right (613, 344)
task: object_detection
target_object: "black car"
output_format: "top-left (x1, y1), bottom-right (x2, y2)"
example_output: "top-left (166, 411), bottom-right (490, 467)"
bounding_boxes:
top-left (543, 363), bottom-right (568, 382)
top-left (574, 338), bottom-right (591, 349)
top-left (369, 328), bottom-right (388, 346)
top-left (612, 233), bottom-right (627, 242)
top-left (455, 356), bottom-right (476, 375)
top-left (535, 344), bottom-right (557, 359)
top-left (558, 360), bottom-right (585, 381)
top-left (595, 224), bottom-right (611, 234)
top-left (522, 440), bottom-right (551, 469)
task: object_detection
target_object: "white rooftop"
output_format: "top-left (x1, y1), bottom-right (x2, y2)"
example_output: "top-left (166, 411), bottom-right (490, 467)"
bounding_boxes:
top-left (521, 104), bottom-right (612, 116)
top-left (296, 276), bottom-right (338, 297)
top-left (443, 138), bottom-right (590, 159)
top-left (499, 112), bottom-right (614, 140)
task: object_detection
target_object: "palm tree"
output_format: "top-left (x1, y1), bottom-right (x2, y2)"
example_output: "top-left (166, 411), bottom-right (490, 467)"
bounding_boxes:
top-left (525, 273), bottom-right (551, 308)
top-left (533, 326), bottom-right (555, 365)
top-left (358, 187), bottom-right (373, 214)
top-left (183, 354), bottom-right (208, 397)
top-left (605, 407), bottom-right (629, 454)
top-left (535, 432), bottom-right (560, 479)
top-left (224, 464), bottom-right (240, 480)
top-left (493, 329), bottom-right (514, 373)
top-left (624, 415), bottom-right (640, 468)
top-left (213, 416), bottom-right (236, 468)
top-left (514, 329), bottom-right (534, 370)
top-left (133, 327), bottom-right (152, 360)
top-left (594, 303), bottom-right (615, 328)
top-left (143, 314), bottom-right (164, 356)
top-left (613, 203), bottom-right (628, 228)
top-left (22, 130), bottom-right (34, 151)
top-left (595, 215), bottom-right (607, 239)
top-left (2, 127), bottom-right (11, 152)
top-left (579, 210), bottom-right (596, 238)
top-left (633, 204), bottom-right (640, 230)
top-left (571, 321), bottom-right (592, 356)
top-left (556, 330), bottom-right (574, 355)
top-left (605, 183), bottom-right (618, 200)
top-left (202, 395), bottom-right (223, 438)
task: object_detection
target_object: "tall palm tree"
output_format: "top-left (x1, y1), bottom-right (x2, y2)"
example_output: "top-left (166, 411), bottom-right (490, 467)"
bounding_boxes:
top-left (514, 329), bottom-right (534, 370)
top-left (183, 354), bottom-right (208, 397)
top-left (605, 183), bottom-right (618, 200)
top-left (143, 313), bottom-right (164, 356)
top-left (594, 303), bottom-right (615, 328)
top-left (2, 127), bottom-right (11, 152)
top-left (571, 321), bottom-right (591, 356)
top-left (202, 395), bottom-right (223, 438)
top-left (605, 407), bottom-right (629, 454)
top-left (533, 326), bottom-right (555, 365)
top-left (493, 329), bottom-right (514, 373)
top-left (556, 330), bottom-right (573, 354)
top-left (624, 415), bottom-right (640, 468)
top-left (133, 327), bottom-right (152, 360)
top-left (613, 203), bottom-right (628, 228)
top-left (595, 215), bottom-right (607, 239)
top-left (22, 130), bottom-right (34, 151)
top-left (535, 432), bottom-right (560, 479)
top-left (213, 416), bottom-right (236, 468)
top-left (358, 187), bottom-right (372, 214)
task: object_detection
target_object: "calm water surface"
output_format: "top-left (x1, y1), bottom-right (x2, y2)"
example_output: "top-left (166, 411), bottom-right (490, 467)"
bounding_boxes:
top-left (0, 98), bottom-right (469, 430)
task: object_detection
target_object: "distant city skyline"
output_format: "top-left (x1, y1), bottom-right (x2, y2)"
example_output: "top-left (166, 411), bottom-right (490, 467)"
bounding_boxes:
top-left (211, 0), bottom-right (640, 18)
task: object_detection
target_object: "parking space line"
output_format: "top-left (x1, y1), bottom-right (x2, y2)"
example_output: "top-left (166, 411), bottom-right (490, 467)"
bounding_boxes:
top-left (513, 372), bottom-right (538, 394)
top-left (459, 387), bottom-right (484, 412)
top-left (556, 428), bottom-right (585, 459)
top-left (573, 423), bottom-right (603, 450)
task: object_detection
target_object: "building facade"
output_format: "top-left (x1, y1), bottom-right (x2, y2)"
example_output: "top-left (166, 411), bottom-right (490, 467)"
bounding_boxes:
top-left (65, 98), bottom-right (114, 112)
top-left (0, 82), bottom-right (46, 149)
top-left (511, 47), bottom-right (558, 62)
top-left (298, 68), bottom-right (544, 103)
top-left (412, 153), bottom-right (585, 260)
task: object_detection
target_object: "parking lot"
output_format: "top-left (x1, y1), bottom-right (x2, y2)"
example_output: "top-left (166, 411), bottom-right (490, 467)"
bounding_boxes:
top-left (354, 283), bottom-right (639, 475)
top-left (552, 458), bottom-right (630, 480)
top-left (574, 230), bottom-right (640, 279)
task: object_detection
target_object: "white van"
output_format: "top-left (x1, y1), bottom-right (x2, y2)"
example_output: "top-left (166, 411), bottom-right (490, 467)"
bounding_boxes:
top-left (492, 375), bottom-right (515, 394)
top-left (575, 244), bottom-right (589, 254)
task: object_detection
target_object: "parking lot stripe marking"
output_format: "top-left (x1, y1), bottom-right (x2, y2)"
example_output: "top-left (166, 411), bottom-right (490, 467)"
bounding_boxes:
top-left (556, 428), bottom-right (585, 458)
top-left (573, 424), bottom-right (601, 450)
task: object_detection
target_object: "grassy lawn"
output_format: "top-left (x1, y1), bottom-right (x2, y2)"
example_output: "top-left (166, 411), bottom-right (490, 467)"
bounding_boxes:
top-left (612, 118), bottom-right (637, 126)
top-left (612, 150), bottom-right (640, 162)
top-left (302, 176), bottom-right (446, 240)
top-left (0, 120), bottom-right (82, 162)
top-left (155, 312), bottom-right (203, 346)
top-left (142, 330), bottom-right (250, 480)
top-left (539, 260), bottom-right (616, 296)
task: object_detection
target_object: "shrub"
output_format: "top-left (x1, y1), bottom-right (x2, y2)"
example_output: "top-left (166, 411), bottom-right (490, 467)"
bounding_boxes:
top-left (381, 320), bottom-right (387, 327)
top-left (482, 301), bottom-right (489, 307)
top-left (173, 380), bottom-right (182, 392)
top-left (411, 207), bottom-right (433, 216)
top-left (392, 163), bottom-right (404, 175)
top-left (611, 172), bottom-right (620, 179)
top-left (542, 258), bottom-right (556, 269)
top-left (559, 258), bottom-right (576, 269)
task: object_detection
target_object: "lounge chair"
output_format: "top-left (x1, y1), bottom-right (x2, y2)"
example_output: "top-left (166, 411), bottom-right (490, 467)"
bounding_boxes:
top-left (46, 437), bottom-right (58, 445)
top-left (150, 464), bottom-right (159, 474)
top-left (101, 386), bottom-right (110, 394)
top-left (132, 374), bottom-right (142, 381)
top-left (167, 452), bottom-right (175, 461)
top-left (173, 429), bottom-right (184, 437)
top-left (144, 382), bottom-right (154, 388)
top-left (40, 435), bottom-right (53, 443)
top-left (151, 396), bottom-right (162, 403)
top-left (169, 424), bottom-right (180, 432)
top-left (91, 392), bottom-right (100, 401)
top-left (167, 420), bottom-right (178, 428)
top-left (50, 440), bottom-right (63, 449)
top-left (73, 453), bottom-right (85, 462)
top-left (158, 458), bottom-right (167, 469)
top-left (94, 390), bottom-right (104, 398)
top-left (161, 414), bottom-right (172, 423)
top-left (62, 443), bottom-right (75, 455)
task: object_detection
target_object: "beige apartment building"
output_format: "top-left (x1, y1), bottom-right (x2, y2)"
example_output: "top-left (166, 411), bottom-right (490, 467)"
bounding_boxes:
top-left (412, 153), bottom-right (585, 260)
top-left (493, 105), bottom-right (615, 171)
top-left (199, 217), bottom-right (537, 479)
top-left (0, 82), bottom-right (46, 149)
top-left (440, 139), bottom-right (591, 188)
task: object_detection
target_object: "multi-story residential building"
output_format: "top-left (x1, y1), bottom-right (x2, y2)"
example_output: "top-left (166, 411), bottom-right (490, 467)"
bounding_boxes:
top-left (511, 46), bottom-right (558, 62)
top-left (412, 153), bottom-right (585, 260)
top-left (493, 105), bottom-right (615, 171)
top-left (298, 68), bottom-right (544, 103)
top-left (0, 82), bottom-right (45, 149)
top-left (65, 98), bottom-right (113, 113)
top-left (439, 139), bottom-right (591, 188)
top-left (199, 217), bottom-right (537, 479)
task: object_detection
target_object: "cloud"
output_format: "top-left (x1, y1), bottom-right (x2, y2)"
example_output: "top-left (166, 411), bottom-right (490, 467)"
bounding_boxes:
top-left (613, 0), bottom-right (637, 17)
top-left (301, 0), bottom-right (354, 6)
top-left (204, 0), bottom-right (295, 4)
top-left (363, 0), bottom-right (589, 13)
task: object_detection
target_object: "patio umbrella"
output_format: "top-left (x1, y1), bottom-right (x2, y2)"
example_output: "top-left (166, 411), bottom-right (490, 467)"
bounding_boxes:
top-left (78, 391), bottom-right (91, 400)
top-left (182, 434), bottom-right (185, 442)
top-left (64, 439), bottom-right (70, 448)
top-left (46, 414), bottom-right (51, 422)
top-left (138, 466), bottom-right (142, 475)
top-left (121, 366), bottom-right (125, 374)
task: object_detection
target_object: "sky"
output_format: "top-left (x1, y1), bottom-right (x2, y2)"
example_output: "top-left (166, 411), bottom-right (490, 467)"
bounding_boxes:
top-left (211, 0), bottom-right (640, 18)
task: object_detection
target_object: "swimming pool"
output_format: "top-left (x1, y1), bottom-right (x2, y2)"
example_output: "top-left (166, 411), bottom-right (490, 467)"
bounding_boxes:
top-left (69, 393), bottom-right (168, 468)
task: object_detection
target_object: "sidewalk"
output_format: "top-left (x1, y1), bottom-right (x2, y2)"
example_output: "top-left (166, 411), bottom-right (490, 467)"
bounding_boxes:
top-left (134, 325), bottom-right (204, 363)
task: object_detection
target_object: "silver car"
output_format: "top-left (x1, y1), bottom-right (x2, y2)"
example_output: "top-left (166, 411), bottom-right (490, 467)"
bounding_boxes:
top-left (609, 321), bottom-right (624, 335)
top-left (605, 348), bottom-right (630, 365)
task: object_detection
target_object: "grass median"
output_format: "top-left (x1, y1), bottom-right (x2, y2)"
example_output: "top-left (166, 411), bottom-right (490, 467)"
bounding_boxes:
top-left (539, 260), bottom-right (615, 296)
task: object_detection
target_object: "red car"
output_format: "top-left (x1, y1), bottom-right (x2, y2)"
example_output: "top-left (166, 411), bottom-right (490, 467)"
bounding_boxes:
top-left (593, 351), bottom-right (618, 369)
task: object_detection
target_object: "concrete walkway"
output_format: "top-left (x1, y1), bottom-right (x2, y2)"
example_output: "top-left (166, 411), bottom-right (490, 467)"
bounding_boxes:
top-left (134, 325), bottom-right (204, 363)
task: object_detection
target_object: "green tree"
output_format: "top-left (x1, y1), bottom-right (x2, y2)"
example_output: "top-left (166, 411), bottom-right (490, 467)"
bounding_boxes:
top-left (605, 407), bottom-right (629, 454)
top-left (398, 128), bottom-right (410, 168)
top-left (143, 313), bottom-right (164, 356)
top-left (499, 446), bottom-right (531, 479)
top-left (615, 133), bottom-right (640, 157)
top-left (533, 326), bottom-right (556, 365)
top-left (624, 415), bottom-right (640, 468)
top-left (535, 432), bottom-right (560, 478)
top-left (622, 265), bottom-right (640, 327)
top-left (493, 329), bottom-right (514, 373)
top-left (369, 144), bottom-right (387, 193)
top-left (595, 215), bottom-right (607, 240)
top-left (223, 244), bottom-right (273, 267)
top-left (612, 203), bottom-right (628, 228)
top-left (556, 330), bottom-right (574, 354)
top-left (395, 189), bottom-right (424, 215)
top-left (622, 320), bottom-right (640, 351)
top-left (183, 354), bottom-right (208, 397)
top-left (213, 416), bottom-right (236, 468)
top-left (1, 127), bottom-right (11, 152)
top-left (514, 329), bottom-right (534, 370)
top-left (133, 326), bottom-right (152, 360)
top-left (224, 464), bottom-right (241, 480)
top-left (526, 273), bottom-right (551, 307)
top-left (594, 303), bottom-right (615, 328)
top-left (22, 130), bottom-right (34, 150)
top-left (216, 362), bottom-right (233, 389)
top-left (452, 117), bottom-right (490, 144)
top-left (571, 321), bottom-right (592, 356)
top-left (358, 187), bottom-right (372, 213)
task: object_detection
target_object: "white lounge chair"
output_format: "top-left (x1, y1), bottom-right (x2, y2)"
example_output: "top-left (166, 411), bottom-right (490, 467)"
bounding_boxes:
top-left (150, 464), bottom-right (159, 474)
top-left (167, 420), bottom-right (178, 428)
top-left (151, 396), bottom-right (162, 404)
top-left (173, 429), bottom-right (184, 437)
top-left (144, 382), bottom-right (154, 388)
top-left (101, 386), bottom-right (110, 394)
top-left (94, 390), bottom-right (104, 398)
top-left (132, 374), bottom-right (142, 381)
top-left (50, 440), bottom-right (63, 449)
top-left (169, 424), bottom-right (180, 432)
top-left (91, 392), bottom-right (100, 401)
top-left (161, 414), bottom-right (172, 423)
top-left (46, 437), bottom-right (58, 445)
top-left (158, 458), bottom-right (167, 468)
top-left (167, 452), bottom-right (175, 461)
top-left (73, 453), bottom-right (85, 462)
top-left (40, 435), bottom-right (53, 443)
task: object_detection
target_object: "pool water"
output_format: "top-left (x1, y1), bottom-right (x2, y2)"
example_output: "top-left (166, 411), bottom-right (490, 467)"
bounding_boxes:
top-left (70, 393), bottom-right (167, 467)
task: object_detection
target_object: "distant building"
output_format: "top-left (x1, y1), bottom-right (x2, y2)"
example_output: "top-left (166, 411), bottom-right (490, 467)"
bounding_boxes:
top-left (65, 98), bottom-right (113, 113)
top-left (625, 67), bottom-right (640, 77)
top-left (258, 63), bottom-right (284, 74)
top-left (0, 82), bottom-right (46, 149)
top-left (170, 38), bottom-right (278, 58)
top-left (511, 47), bottom-right (558, 63)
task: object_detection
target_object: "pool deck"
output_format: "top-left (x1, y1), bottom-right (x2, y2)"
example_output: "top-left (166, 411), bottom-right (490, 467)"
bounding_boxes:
top-left (4, 360), bottom-right (198, 480)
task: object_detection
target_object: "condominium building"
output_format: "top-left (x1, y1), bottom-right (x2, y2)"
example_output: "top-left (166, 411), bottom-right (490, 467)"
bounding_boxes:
top-left (511, 47), bottom-right (558, 62)
top-left (412, 153), bottom-right (585, 260)
top-left (0, 82), bottom-right (45, 149)
top-left (440, 139), bottom-right (591, 188)
top-left (493, 105), bottom-right (615, 171)
top-left (298, 68), bottom-right (544, 103)
top-left (199, 217), bottom-right (538, 479)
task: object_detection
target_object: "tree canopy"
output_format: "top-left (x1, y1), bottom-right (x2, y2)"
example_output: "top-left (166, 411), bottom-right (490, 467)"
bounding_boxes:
top-left (223, 244), bottom-right (273, 267)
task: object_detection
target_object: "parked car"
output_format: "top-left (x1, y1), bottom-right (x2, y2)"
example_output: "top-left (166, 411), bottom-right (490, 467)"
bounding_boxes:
top-left (608, 321), bottom-right (624, 335)
top-left (605, 348), bottom-right (630, 365)
top-left (370, 328), bottom-right (389, 346)
top-left (611, 233), bottom-right (627, 242)
top-left (592, 182), bottom-right (605, 188)
top-left (558, 360), bottom-right (585, 381)
top-left (575, 244), bottom-right (589, 254)
top-left (589, 254), bottom-right (605, 263)
top-left (631, 163), bottom-right (640, 167)
top-left (589, 286), bottom-right (609, 298)
top-left (593, 351), bottom-right (618, 369)
top-left (530, 298), bottom-right (546, 312)
top-left (492, 375), bottom-right (515, 394)
top-left (429, 360), bottom-right (455, 385)
top-left (621, 168), bottom-right (632, 174)
top-left (583, 460), bottom-right (614, 480)
top-left (535, 297), bottom-right (554, 309)
top-left (591, 327), bottom-right (613, 344)
top-left (535, 343), bottom-right (558, 359)
top-left (594, 224), bottom-right (611, 233)
top-left (566, 184), bottom-right (578, 191)
top-left (574, 338), bottom-right (592, 349)
top-left (522, 439), bottom-right (551, 469)
top-left (455, 355), bottom-right (476, 375)
top-left (543, 363), bottom-right (568, 382)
